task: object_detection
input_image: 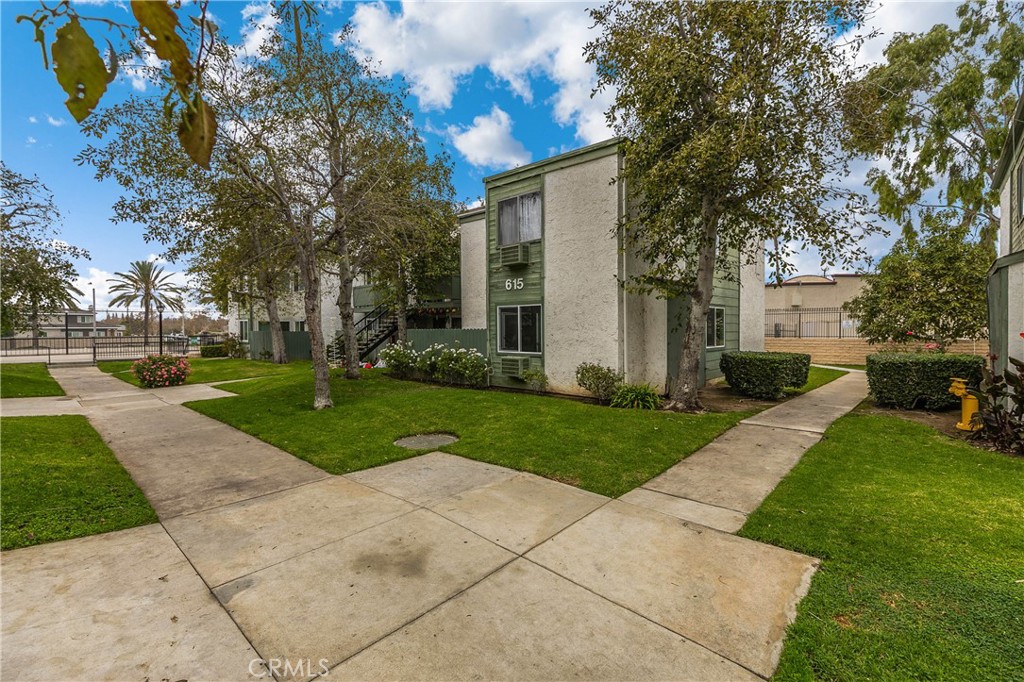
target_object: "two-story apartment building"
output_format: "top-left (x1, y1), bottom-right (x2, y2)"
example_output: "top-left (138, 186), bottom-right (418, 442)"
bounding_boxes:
top-left (8, 309), bottom-right (125, 338)
top-left (458, 138), bottom-right (764, 395)
top-left (990, 94), bottom-right (1024, 375)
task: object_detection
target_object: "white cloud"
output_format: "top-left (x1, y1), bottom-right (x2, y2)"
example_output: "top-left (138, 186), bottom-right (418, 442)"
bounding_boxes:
top-left (856, 1), bottom-right (960, 69)
top-left (237, 2), bottom-right (279, 60)
top-left (123, 40), bottom-right (162, 92)
top-left (348, 1), bottom-right (613, 144)
top-left (27, 116), bottom-right (38, 124)
top-left (26, 136), bottom-right (37, 146)
top-left (446, 105), bottom-right (531, 170)
top-left (46, 115), bottom-right (67, 127)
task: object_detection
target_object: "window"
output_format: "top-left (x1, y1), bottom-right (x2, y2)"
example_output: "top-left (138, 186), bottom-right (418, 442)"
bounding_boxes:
top-left (706, 307), bottom-right (726, 349)
top-left (238, 320), bottom-right (250, 341)
top-left (294, 321), bottom-right (306, 332)
top-left (280, 321), bottom-right (290, 333)
top-left (498, 191), bottom-right (542, 245)
top-left (258, 321), bottom-right (271, 331)
top-left (77, 315), bottom-right (90, 324)
top-left (498, 305), bottom-right (542, 354)
top-left (291, 272), bottom-right (304, 293)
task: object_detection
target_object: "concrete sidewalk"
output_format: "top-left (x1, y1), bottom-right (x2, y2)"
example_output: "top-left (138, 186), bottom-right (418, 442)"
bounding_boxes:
top-left (623, 372), bottom-right (868, 532)
top-left (1, 367), bottom-right (865, 681)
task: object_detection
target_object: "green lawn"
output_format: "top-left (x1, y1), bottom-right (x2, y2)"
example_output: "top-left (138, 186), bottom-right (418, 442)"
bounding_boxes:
top-left (740, 413), bottom-right (1024, 680)
top-left (0, 363), bottom-right (64, 398)
top-left (187, 369), bottom-right (753, 497)
top-left (1, 416), bottom-right (157, 550)
top-left (98, 357), bottom-right (305, 387)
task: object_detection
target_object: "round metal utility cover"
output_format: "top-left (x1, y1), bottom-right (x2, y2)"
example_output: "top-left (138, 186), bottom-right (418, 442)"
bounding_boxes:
top-left (393, 433), bottom-right (459, 449)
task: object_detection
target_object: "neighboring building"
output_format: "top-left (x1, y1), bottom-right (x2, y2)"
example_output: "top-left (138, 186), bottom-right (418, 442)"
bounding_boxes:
top-left (764, 274), bottom-right (864, 309)
top-left (9, 309), bottom-right (124, 338)
top-left (457, 138), bottom-right (764, 394)
top-left (990, 94), bottom-right (1024, 375)
top-left (226, 272), bottom-right (341, 342)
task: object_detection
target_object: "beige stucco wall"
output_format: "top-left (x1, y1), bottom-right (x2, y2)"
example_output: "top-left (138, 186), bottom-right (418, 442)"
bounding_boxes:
top-left (623, 246), bottom-right (670, 391)
top-left (459, 215), bottom-right (487, 329)
top-left (543, 153), bottom-right (622, 394)
top-left (739, 243), bottom-right (766, 351)
top-left (764, 275), bottom-right (865, 309)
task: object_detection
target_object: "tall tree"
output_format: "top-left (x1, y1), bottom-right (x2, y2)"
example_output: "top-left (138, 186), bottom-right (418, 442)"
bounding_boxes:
top-left (107, 260), bottom-right (184, 336)
top-left (586, 0), bottom-right (877, 409)
top-left (845, 214), bottom-right (990, 351)
top-left (0, 162), bottom-right (88, 335)
top-left (846, 0), bottom-right (1023, 244)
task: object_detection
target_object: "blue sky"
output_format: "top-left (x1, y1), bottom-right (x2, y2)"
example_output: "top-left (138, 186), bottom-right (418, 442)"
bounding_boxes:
top-left (1, 0), bottom-right (959, 310)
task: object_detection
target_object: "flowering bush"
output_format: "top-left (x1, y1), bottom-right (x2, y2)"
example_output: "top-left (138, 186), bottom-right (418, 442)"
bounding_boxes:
top-left (379, 342), bottom-right (417, 379)
top-left (379, 341), bottom-right (488, 386)
top-left (132, 354), bottom-right (191, 388)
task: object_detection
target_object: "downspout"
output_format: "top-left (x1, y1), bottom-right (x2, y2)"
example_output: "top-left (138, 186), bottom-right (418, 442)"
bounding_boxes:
top-left (616, 149), bottom-right (627, 379)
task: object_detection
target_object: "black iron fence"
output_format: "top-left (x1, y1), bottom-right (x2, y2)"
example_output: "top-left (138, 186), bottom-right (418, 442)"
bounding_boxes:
top-left (765, 307), bottom-right (863, 339)
top-left (92, 337), bottom-right (189, 362)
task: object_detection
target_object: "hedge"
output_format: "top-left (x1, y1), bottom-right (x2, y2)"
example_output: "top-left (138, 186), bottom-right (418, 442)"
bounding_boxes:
top-left (720, 351), bottom-right (812, 400)
top-left (867, 353), bottom-right (985, 410)
top-left (200, 344), bottom-right (227, 358)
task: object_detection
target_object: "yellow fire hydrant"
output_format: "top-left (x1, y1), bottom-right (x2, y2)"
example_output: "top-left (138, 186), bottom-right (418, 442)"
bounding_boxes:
top-left (948, 378), bottom-right (981, 431)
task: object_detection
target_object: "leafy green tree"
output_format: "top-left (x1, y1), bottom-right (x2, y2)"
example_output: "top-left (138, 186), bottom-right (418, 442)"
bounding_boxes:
top-left (846, 0), bottom-right (1023, 244)
top-left (0, 162), bottom-right (88, 336)
top-left (585, 0), bottom-right (878, 409)
top-left (845, 214), bottom-right (991, 351)
top-left (107, 260), bottom-right (184, 336)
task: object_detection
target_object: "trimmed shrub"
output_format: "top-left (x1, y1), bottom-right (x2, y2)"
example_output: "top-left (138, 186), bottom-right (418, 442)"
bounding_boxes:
top-left (781, 353), bottom-right (811, 388)
top-left (610, 383), bottom-right (662, 410)
top-left (200, 344), bottom-right (227, 358)
top-left (521, 368), bottom-right (549, 393)
top-left (575, 362), bottom-right (623, 402)
top-left (867, 352), bottom-right (985, 410)
top-left (222, 335), bottom-right (246, 359)
top-left (720, 351), bottom-right (809, 400)
top-left (132, 354), bottom-right (191, 388)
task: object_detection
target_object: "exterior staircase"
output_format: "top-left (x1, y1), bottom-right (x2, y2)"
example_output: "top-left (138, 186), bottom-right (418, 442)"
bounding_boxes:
top-left (326, 303), bottom-right (399, 365)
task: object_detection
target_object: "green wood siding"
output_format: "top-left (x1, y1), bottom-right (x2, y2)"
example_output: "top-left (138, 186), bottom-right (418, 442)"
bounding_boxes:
top-left (486, 177), bottom-right (545, 387)
top-left (666, 253), bottom-right (742, 385)
top-left (988, 261), bottom-right (1010, 375)
top-left (407, 328), bottom-right (487, 353)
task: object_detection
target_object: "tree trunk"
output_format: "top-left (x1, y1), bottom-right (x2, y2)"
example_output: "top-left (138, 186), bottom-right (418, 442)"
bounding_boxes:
top-left (264, 294), bottom-right (289, 364)
top-left (336, 235), bottom-right (360, 380)
top-left (259, 273), bottom-right (289, 364)
top-left (297, 234), bottom-right (332, 409)
top-left (395, 270), bottom-right (408, 344)
top-left (670, 217), bottom-right (719, 411)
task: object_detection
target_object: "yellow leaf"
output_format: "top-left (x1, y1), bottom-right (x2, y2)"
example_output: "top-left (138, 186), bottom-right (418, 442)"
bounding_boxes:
top-left (131, 0), bottom-right (193, 93)
top-left (178, 95), bottom-right (217, 169)
top-left (50, 18), bottom-right (108, 122)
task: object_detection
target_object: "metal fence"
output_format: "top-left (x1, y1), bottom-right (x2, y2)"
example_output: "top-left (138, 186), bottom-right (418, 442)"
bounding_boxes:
top-left (92, 337), bottom-right (190, 361)
top-left (764, 307), bottom-right (863, 339)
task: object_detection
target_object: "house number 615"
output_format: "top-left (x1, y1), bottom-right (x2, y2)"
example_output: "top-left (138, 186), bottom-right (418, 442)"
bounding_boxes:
top-left (505, 278), bottom-right (524, 291)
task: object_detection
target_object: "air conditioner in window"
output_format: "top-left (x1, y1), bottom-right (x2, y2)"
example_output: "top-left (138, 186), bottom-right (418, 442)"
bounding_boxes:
top-left (500, 357), bottom-right (531, 378)
top-left (499, 243), bottom-right (530, 267)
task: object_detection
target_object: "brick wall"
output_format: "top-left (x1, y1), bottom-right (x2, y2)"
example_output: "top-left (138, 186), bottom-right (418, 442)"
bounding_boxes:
top-left (764, 338), bottom-right (990, 365)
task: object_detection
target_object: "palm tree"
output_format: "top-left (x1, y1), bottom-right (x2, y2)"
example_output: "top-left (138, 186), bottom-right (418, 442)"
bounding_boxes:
top-left (107, 261), bottom-right (184, 336)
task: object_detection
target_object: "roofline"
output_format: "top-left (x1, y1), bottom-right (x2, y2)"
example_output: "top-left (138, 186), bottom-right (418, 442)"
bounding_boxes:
top-left (483, 137), bottom-right (622, 186)
top-left (457, 206), bottom-right (486, 221)
top-left (993, 93), bottom-right (1024, 189)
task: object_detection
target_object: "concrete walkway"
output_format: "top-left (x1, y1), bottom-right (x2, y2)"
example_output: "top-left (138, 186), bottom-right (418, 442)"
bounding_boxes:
top-left (1, 367), bottom-right (867, 681)
top-left (622, 372), bottom-right (869, 532)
